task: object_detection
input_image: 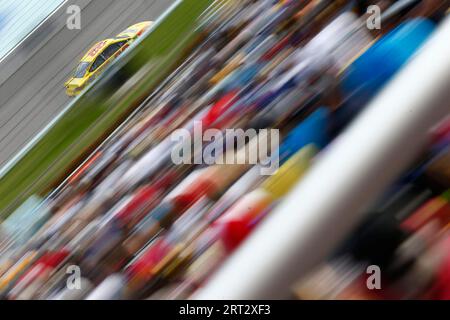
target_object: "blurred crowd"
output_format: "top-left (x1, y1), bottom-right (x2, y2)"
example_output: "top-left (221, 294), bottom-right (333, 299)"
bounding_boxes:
top-left (0, 0), bottom-right (449, 299)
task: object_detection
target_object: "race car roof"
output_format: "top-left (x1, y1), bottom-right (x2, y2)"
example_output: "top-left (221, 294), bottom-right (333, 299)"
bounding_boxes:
top-left (79, 21), bottom-right (152, 63)
top-left (80, 39), bottom-right (116, 63)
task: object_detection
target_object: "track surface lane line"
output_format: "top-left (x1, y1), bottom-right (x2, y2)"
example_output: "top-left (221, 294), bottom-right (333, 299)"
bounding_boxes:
top-left (0, 0), bottom-right (173, 167)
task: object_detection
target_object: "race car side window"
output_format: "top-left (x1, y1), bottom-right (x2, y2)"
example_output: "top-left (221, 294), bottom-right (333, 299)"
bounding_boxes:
top-left (116, 41), bottom-right (128, 48)
top-left (90, 55), bottom-right (106, 72)
top-left (103, 41), bottom-right (128, 60)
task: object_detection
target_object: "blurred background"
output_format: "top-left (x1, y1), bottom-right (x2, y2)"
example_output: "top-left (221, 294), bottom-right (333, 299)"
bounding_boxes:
top-left (0, 0), bottom-right (448, 300)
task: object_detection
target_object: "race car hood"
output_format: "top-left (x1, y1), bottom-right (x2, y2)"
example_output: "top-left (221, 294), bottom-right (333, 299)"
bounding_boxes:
top-left (65, 77), bottom-right (90, 96)
top-left (65, 77), bottom-right (88, 88)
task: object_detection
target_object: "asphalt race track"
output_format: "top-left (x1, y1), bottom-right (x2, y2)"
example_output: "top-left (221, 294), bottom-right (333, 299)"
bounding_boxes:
top-left (0, 0), bottom-right (173, 168)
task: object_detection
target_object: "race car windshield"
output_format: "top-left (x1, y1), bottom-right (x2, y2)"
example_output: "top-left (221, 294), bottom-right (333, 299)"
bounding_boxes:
top-left (74, 62), bottom-right (90, 78)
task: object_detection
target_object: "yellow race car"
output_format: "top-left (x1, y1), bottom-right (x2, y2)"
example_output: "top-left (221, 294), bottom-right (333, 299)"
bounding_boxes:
top-left (65, 21), bottom-right (153, 96)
